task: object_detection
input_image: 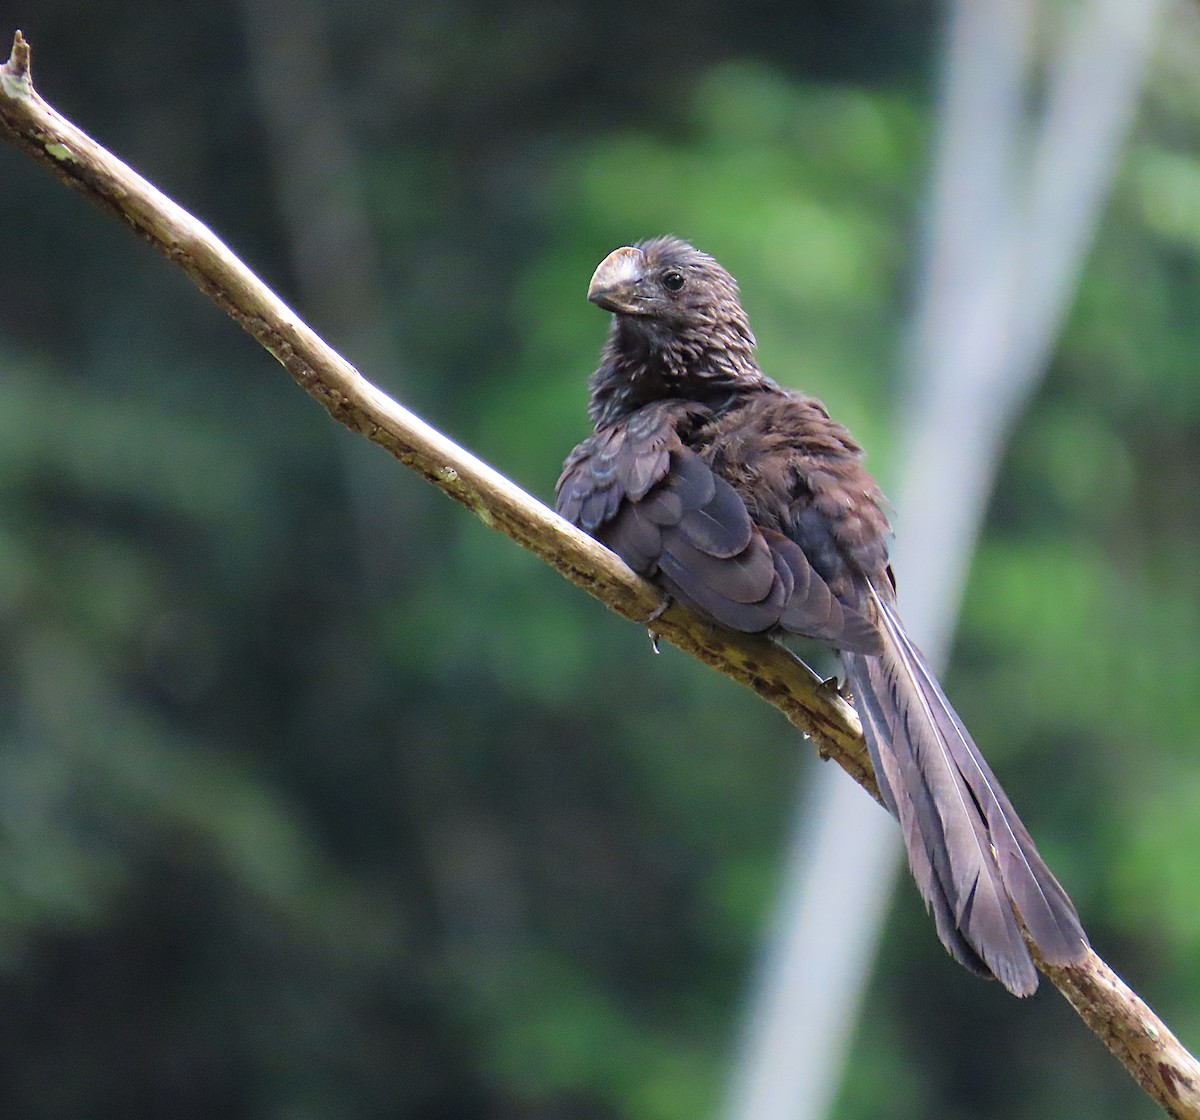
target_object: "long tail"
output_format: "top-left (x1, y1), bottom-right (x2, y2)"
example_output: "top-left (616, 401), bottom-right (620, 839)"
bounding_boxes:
top-left (842, 584), bottom-right (1087, 996)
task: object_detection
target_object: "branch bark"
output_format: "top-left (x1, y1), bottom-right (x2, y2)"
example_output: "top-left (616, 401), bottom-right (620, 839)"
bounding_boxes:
top-left (3, 30), bottom-right (1198, 1119)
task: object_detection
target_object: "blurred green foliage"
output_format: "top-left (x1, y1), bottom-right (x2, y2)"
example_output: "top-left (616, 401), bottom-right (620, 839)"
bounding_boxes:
top-left (1, 3), bottom-right (1199, 1118)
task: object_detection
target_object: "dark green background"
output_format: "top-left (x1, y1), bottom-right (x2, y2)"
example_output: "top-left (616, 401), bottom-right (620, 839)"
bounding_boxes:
top-left (1, 3), bottom-right (1197, 1117)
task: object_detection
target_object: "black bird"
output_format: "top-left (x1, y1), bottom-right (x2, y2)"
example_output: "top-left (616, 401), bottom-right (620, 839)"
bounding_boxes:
top-left (556, 236), bottom-right (1087, 995)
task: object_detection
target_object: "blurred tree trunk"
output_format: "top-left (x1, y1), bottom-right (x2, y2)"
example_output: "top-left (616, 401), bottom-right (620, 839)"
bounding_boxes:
top-left (724, 2), bottom-right (1164, 1118)
top-left (238, 0), bottom-right (426, 593)
top-left (237, 0), bottom-right (536, 991)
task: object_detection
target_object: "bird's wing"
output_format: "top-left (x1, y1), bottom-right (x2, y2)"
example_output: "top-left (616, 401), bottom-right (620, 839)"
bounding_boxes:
top-left (557, 403), bottom-right (881, 651)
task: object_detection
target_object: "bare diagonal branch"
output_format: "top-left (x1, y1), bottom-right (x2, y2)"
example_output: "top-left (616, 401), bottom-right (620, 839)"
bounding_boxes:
top-left (2, 31), bottom-right (1197, 1119)
top-left (0, 32), bottom-right (869, 787)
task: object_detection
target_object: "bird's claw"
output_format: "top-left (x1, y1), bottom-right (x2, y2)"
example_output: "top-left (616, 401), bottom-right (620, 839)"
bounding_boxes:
top-left (644, 596), bottom-right (670, 653)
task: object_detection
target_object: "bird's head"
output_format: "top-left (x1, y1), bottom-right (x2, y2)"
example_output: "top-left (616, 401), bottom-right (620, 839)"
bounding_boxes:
top-left (587, 236), bottom-right (748, 337)
top-left (584, 236), bottom-right (765, 424)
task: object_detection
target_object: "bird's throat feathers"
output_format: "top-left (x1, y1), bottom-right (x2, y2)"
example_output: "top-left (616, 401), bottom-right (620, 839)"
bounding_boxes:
top-left (587, 310), bottom-right (767, 427)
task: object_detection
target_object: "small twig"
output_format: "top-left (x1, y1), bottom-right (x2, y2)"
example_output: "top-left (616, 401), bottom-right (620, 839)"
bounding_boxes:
top-left (2, 30), bottom-right (1198, 1118)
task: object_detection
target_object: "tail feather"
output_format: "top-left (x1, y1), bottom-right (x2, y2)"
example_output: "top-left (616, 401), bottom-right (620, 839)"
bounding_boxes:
top-left (851, 661), bottom-right (993, 981)
top-left (843, 582), bottom-right (1088, 995)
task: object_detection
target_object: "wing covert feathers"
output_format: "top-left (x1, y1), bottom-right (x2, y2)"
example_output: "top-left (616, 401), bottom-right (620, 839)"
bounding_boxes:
top-left (556, 404), bottom-right (880, 650)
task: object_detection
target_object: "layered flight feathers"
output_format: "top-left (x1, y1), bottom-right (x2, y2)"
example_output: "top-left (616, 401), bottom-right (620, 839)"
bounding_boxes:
top-left (557, 401), bottom-right (882, 650)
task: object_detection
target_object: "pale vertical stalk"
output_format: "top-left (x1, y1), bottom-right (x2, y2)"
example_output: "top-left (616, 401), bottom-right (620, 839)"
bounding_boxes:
top-left (725, 3), bottom-right (1163, 1119)
top-left (899, 0), bottom-right (1165, 649)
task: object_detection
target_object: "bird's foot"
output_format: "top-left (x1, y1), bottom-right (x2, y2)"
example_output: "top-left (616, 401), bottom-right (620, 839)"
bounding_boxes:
top-left (644, 596), bottom-right (670, 625)
top-left (817, 674), bottom-right (852, 704)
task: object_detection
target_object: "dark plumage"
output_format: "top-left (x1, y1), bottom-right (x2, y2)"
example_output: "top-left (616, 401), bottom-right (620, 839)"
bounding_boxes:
top-left (557, 236), bottom-right (1088, 995)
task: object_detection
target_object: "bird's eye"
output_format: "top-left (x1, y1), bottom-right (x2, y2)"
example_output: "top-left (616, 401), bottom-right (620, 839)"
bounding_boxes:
top-left (661, 270), bottom-right (685, 292)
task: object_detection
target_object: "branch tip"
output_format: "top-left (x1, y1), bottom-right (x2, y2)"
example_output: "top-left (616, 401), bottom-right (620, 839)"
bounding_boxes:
top-left (2, 31), bottom-right (31, 93)
top-left (9, 31), bottom-right (28, 70)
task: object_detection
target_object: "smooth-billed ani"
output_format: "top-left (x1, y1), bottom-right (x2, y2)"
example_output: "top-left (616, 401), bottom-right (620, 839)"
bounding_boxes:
top-left (556, 236), bottom-right (1087, 996)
